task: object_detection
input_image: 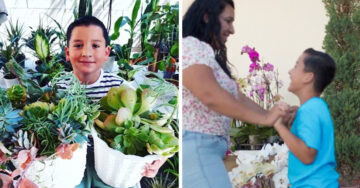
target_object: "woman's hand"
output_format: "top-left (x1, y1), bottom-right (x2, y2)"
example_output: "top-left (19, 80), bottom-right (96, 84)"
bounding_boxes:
top-left (142, 157), bottom-right (168, 178)
top-left (262, 102), bottom-right (289, 126)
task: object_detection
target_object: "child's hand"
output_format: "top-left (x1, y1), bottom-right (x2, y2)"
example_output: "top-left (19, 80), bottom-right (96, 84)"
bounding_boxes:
top-left (282, 105), bottom-right (298, 128)
top-left (142, 157), bottom-right (167, 178)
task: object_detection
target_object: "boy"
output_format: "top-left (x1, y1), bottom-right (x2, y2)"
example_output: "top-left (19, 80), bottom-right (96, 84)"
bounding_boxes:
top-left (61, 16), bottom-right (165, 188)
top-left (274, 48), bottom-right (339, 187)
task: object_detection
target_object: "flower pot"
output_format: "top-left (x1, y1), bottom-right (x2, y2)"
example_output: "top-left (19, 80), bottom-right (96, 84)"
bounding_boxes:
top-left (249, 135), bottom-right (261, 150)
top-left (19, 144), bottom-right (87, 188)
top-left (92, 128), bottom-right (161, 188)
top-left (4, 78), bottom-right (19, 88)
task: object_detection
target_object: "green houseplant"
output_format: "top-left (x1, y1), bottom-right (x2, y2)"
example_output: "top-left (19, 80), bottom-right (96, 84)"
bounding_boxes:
top-left (0, 20), bottom-right (26, 80)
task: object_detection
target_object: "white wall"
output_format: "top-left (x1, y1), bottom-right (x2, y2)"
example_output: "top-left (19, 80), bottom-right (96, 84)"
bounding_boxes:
top-left (182, 0), bottom-right (328, 105)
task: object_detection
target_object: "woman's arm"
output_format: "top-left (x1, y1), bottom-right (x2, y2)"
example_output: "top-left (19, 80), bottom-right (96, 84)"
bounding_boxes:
top-left (183, 64), bottom-right (285, 126)
top-left (274, 118), bottom-right (317, 164)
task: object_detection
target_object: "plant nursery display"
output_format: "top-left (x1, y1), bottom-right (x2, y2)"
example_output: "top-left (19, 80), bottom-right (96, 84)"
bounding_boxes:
top-left (0, 0), bottom-right (179, 187)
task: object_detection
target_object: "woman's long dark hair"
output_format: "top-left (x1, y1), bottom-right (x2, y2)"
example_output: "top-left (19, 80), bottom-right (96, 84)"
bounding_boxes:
top-left (183, 0), bottom-right (234, 78)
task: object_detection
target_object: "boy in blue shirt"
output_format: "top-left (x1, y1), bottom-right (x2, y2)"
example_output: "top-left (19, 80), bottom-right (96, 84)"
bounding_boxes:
top-left (274, 48), bottom-right (339, 187)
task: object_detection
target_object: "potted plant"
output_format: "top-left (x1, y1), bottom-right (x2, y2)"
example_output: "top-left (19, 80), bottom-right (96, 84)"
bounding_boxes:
top-left (92, 77), bottom-right (178, 187)
top-left (144, 2), bottom-right (179, 74)
top-left (24, 23), bottom-right (66, 87)
top-left (0, 63), bottom-right (99, 187)
top-left (231, 46), bottom-right (284, 150)
top-left (0, 20), bottom-right (26, 87)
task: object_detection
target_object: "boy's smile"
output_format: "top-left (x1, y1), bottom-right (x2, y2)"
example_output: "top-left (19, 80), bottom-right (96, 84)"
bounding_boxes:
top-left (65, 25), bottom-right (111, 84)
top-left (288, 53), bottom-right (308, 94)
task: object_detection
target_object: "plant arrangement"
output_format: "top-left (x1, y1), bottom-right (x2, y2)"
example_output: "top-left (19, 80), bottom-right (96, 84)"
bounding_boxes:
top-left (0, 62), bottom-right (99, 187)
top-left (94, 82), bottom-right (178, 157)
top-left (231, 46), bottom-right (284, 150)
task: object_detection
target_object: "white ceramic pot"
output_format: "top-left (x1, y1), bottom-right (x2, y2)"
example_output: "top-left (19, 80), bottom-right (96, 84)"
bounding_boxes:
top-left (4, 78), bottom-right (19, 89)
top-left (23, 144), bottom-right (87, 188)
top-left (92, 128), bottom-right (160, 188)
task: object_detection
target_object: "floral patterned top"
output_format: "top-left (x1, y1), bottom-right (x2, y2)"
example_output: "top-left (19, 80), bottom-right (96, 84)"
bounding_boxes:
top-left (182, 36), bottom-right (239, 143)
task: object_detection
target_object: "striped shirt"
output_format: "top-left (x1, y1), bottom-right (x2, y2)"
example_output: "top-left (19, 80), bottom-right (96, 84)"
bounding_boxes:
top-left (57, 69), bottom-right (126, 102)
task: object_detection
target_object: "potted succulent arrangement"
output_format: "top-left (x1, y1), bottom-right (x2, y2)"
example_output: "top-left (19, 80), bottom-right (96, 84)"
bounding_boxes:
top-left (92, 77), bottom-right (178, 187)
top-left (0, 61), bottom-right (99, 188)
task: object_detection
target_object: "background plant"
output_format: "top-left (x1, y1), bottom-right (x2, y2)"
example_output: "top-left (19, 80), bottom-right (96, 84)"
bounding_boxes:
top-left (0, 20), bottom-right (26, 79)
top-left (322, 0), bottom-right (360, 185)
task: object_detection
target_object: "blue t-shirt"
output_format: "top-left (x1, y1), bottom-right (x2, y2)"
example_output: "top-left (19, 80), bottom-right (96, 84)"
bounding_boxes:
top-left (288, 97), bottom-right (339, 187)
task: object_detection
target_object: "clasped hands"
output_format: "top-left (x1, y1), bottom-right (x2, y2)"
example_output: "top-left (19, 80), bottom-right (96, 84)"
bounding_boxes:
top-left (265, 102), bottom-right (298, 128)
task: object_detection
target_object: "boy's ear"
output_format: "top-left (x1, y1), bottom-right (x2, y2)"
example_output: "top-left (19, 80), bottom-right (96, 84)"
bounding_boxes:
top-left (65, 46), bottom-right (70, 61)
top-left (303, 72), bottom-right (314, 84)
top-left (104, 46), bottom-right (111, 61)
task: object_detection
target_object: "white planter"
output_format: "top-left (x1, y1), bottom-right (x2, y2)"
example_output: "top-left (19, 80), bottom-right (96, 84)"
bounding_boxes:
top-left (22, 144), bottom-right (87, 188)
top-left (4, 78), bottom-right (19, 89)
top-left (92, 128), bottom-right (161, 188)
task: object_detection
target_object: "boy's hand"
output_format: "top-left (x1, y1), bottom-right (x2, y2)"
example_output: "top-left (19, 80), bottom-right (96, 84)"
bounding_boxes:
top-left (142, 157), bottom-right (167, 178)
top-left (282, 106), bottom-right (298, 128)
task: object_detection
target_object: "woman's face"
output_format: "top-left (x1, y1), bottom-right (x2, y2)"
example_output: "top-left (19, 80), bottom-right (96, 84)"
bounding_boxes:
top-left (219, 4), bottom-right (235, 44)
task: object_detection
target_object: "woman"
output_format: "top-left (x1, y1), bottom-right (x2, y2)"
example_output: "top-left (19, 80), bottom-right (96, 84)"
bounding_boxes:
top-left (182, 0), bottom-right (287, 187)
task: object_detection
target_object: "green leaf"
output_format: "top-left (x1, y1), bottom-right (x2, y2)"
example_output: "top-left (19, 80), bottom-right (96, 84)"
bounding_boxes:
top-left (170, 42), bottom-right (178, 56)
top-left (168, 96), bottom-right (177, 105)
top-left (157, 59), bottom-right (166, 71)
top-left (130, 0), bottom-right (141, 29)
top-left (110, 33), bottom-right (120, 41)
top-left (34, 32), bottom-right (50, 61)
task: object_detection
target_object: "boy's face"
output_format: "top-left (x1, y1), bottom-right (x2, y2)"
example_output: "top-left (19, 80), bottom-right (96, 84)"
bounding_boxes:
top-left (288, 53), bottom-right (312, 93)
top-left (65, 25), bottom-right (110, 79)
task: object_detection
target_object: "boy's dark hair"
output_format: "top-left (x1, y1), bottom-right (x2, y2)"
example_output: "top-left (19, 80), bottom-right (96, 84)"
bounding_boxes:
top-left (183, 0), bottom-right (234, 78)
top-left (303, 48), bottom-right (336, 93)
top-left (66, 16), bottom-right (110, 46)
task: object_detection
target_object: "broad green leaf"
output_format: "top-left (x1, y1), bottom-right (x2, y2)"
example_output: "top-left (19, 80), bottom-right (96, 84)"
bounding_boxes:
top-left (35, 32), bottom-right (50, 61)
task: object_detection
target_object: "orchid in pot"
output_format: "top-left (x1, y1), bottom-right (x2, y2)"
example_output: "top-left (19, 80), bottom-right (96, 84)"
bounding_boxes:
top-left (231, 46), bottom-right (284, 150)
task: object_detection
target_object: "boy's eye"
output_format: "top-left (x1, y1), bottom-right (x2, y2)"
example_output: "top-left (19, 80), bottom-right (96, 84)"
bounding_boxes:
top-left (93, 44), bottom-right (100, 48)
top-left (73, 44), bottom-right (82, 48)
